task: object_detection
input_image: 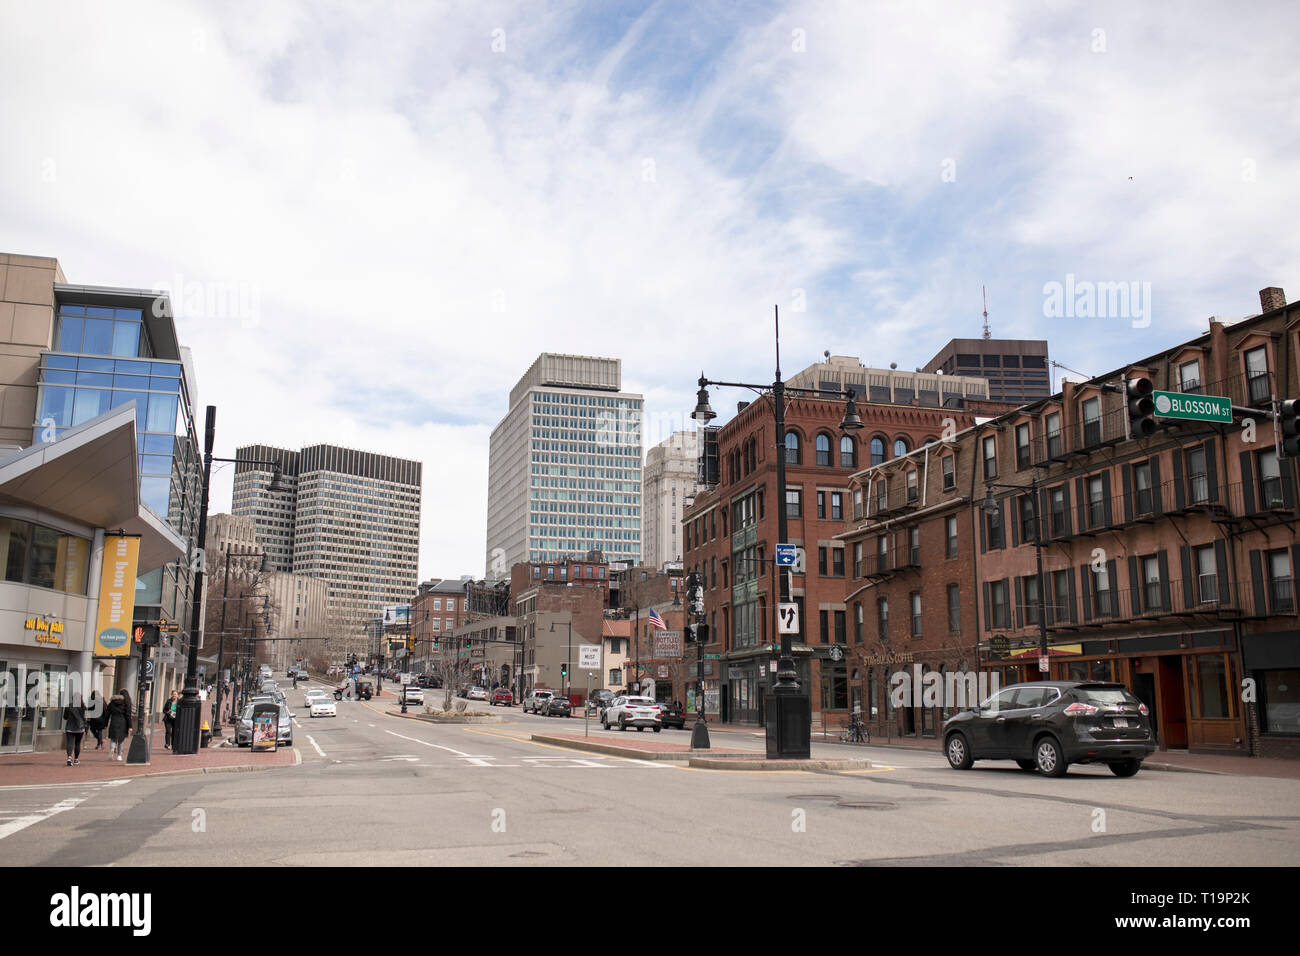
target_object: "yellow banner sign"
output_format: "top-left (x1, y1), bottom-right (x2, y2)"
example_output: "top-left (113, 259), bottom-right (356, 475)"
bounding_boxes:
top-left (94, 535), bottom-right (140, 657)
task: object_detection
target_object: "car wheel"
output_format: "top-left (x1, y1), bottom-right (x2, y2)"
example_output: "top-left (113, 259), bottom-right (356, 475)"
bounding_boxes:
top-left (602, 718), bottom-right (608, 730)
top-left (637, 726), bottom-right (644, 732)
top-left (1016, 759), bottom-right (1037, 771)
top-left (620, 716), bottom-right (627, 732)
top-left (1034, 736), bottom-right (1067, 777)
top-left (1109, 759), bottom-right (1142, 777)
top-left (653, 727), bottom-right (661, 733)
top-left (945, 732), bottom-right (973, 770)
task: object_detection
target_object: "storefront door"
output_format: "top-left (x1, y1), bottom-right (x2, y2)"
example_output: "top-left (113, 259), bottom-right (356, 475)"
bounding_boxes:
top-left (0, 663), bottom-right (37, 753)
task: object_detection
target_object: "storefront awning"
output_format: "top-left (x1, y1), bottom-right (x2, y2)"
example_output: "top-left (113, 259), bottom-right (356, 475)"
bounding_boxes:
top-left (0, 403), bottom-right (185, 574)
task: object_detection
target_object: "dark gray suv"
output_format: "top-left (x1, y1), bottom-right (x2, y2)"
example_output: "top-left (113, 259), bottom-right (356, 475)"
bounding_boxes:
top-left (943, 681), bottom-right (1156, 777)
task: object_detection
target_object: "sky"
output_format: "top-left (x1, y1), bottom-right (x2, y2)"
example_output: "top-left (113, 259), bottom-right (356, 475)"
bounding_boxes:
top-left (2, 0), bottom-right (1298, 582)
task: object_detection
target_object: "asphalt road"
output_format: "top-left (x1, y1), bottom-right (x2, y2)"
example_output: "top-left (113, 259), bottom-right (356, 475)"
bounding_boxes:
top-left (2, 675), bottom-right (1297, 866)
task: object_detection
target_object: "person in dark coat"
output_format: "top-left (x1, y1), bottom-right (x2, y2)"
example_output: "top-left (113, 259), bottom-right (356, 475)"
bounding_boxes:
top-left (86, 690), bottom-right (105, 749)
top-left (63, 693), bottom-right (88, 766)
top-left (106, 692), bottom-right (131, 760)
top-left (163, 690), bottom-right (179, 749)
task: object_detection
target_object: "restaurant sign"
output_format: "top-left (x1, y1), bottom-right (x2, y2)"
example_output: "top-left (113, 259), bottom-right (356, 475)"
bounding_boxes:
top-left (26, 617), bottom-right (65, 646)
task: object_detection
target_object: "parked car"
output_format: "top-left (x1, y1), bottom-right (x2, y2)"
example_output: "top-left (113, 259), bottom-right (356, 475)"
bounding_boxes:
top-left (943, 681), bottom-right (1156, 777)
top-left (657, 700), bottom-right (686, 729)
top-left (603, 696), bottom-right (662, 732)
top-left (542, 696), bottom-right (572, 717)
top-left (236, 703), bottom-right (293, 746)
top-left (525, 689), bottom-right (555, 714)
top-left (491, 688), bottom-right (515, 706)
top-left (467, 686), bottom-right (488, 701)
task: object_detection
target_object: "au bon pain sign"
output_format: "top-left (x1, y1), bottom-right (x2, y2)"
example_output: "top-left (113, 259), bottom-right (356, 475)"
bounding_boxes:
top-left (94, 535), bottom-right (140, 657)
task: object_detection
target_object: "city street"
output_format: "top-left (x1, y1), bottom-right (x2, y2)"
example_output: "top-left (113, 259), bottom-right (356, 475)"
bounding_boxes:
top-left (2, 678), bottom-right (1296, 867)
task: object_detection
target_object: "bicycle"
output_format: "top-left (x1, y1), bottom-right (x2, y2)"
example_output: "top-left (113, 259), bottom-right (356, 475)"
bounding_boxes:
top-left (839, 716), bottom-right (869, 744)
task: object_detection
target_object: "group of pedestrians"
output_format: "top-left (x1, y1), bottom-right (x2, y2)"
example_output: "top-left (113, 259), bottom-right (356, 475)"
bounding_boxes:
top-left (59, 688), bottom-right (181, 766)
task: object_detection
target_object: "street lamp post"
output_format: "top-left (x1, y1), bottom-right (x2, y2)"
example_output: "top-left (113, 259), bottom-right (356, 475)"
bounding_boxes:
top-left (981, 478), bottom-right (1050, 674)
top-left (692, 305), bottom-right (864, 759)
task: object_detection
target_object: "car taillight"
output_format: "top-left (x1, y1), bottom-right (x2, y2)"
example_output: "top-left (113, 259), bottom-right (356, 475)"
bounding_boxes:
top-left (1063, 702), bottom-right (1099, 716)
top-left (1138, 703), bottom-right (1149, 716)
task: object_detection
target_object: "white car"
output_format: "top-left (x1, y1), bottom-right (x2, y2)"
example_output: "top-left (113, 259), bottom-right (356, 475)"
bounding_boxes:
top-left (525, 689), bottom-right (554, 713)
top-left (309, 698), bottom-right (337, 718)
top-left (400, 685), bottom-right (424, 705)
top-left (467, 686), bottom-right (488, 701)
top-left (603, 695), bottom-right (663, 732)
top-left (303, 688), bottom-right (329, 709)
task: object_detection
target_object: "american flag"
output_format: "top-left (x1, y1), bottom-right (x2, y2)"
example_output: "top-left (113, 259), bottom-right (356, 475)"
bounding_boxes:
top-left (647, 608), bottom-right (667, 630)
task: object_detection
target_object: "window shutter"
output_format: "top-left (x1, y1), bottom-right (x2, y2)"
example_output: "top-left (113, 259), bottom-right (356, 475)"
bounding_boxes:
top-left (1214, 539), bottom-right (1229, 605)
top-left (1239, 452), bottom-right (1256, 514)
top-left (983, 582), bottom-right (992, 631)
top-left (1102, 470), bottom-right (1113, 527)
top-left (1015, 576), bottom-right (1024, 629)
top-left (1249, 550), bottom-right (1266, 616)
top-left (1040, 487), bottom-right (1051, 540)
top-left (1045, 575), bottom-right (1056, 626)
top-left (1171, 451), bottom-right (1186, 511)
top-left (1150, 455), bottom-right (1164, 512)
top-left (1284, 465), bottom-right (1297, 510)
top-left (1075, 477), bottom-right (1087, 530)
top-left (999, 499), bottom-right (1009, 550)
top-left (1062, 482), bottom-right (1073, 536)
top-left (1205, 442), bottom-right (1219, 502)
top-left (1157, 550), bottom-right (1172, 612)
top-left (979, 510), bottom-right (987, 553)
top-left (1128, 555), bottom-right (1141, 614)
top-left (1121, 464), bottom-right (1133, 522)
top-left (1106, 559), bottom-right (1117, 616)
top-left (1066, 568), bottom-right (1077, 623)
top-left (1180, 546), bottom-right (1194, 610)
top-left (1080, 565), bottom-right (1093, 622)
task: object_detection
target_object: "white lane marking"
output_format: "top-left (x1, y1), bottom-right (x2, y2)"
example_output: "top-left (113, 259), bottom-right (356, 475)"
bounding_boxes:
top-left (0, 795), bottom-right (91, 842)
top-left (368, 724), bottom-right (375, 728)
top-left (306, 735), bottom-right (326, 757)
top-left (384, 729), bottom-right (474, 758)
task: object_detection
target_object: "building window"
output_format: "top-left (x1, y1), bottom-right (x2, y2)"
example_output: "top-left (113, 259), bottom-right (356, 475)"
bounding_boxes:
top-left (853, 488), bottom-right (863, 520)
top-left (785, 431), bottom-right (801, 465)
top-left (946, 516), bottom-right (958, 558)
top-left (870, 437), bottom-right (885, 466)
top-left (817, 491), bottom-right (826, 519)
top-left (942, 455), bottom-right (954, 491)
top-left (840, 435), bottom-right (856, 469)
top-left (0, 518), bottom-right (91, 595)
top-left (830, 610), bottom-right (845, 644)
top-left (832, 548), bottom-right (844, 577)
top-left (1187, 446), bottom-right (1209, 505)
top-left (906, 470), bottom-right (918, 503)
top-left (1081, 396), bottom-right (1101, 446)
top-left (1261, 669), bottom-right (1300, 734)
top-left (982, 435), bottom-right (997, 480)
top-left (875, 480), bottom-right (887, 514)
top-left (1024, 574), bottom-right (1041, 626)
top-left (1015, 423), bottom-right (1031, 469)
top-left (1019, 494), bottom-right (1035, 542)
top-left (910, 592), bottom-right (922, 636)
top-left (1267, 549), bottom-right (1294, 613)
top-left (785, 488), bottom-right (802, 517)
top-left (990, 580), bottom-right (1010, 628)
top-left (877, 597), bottom-right (889, 640)
top-left (947, 584), bottom-right (961, 632)
top-left (1134, 461), bottom-right (1154, 516)
top-left (1087, 475), bottom-right (1105, 528)
top-left (831, 492), bottom-right (843, 520)
top-left (894, 438), bottom-right (909, 459)
top-left (816, 433), bottom-right (832, 467)
top-left (854, 603), bottom-right (863, 642)
top-left (1045, 411), bottom-right (1062, 458)
top-left (1093, 564), bottom-right (1114, 617)
top-left (853, 542), bottom-right (863, 578)
top-left (1194, 544), bottom-right (1218, 605)
top-left (908, 527), bottom-right (920, 565)
top-left (1258, 449), bottom-right (1284, 509)
top-left (876, 535), bottom-right (889, 573)
top-left (1142, 556), bottom-right (1162, 611)
top-left (819, 547), bottom-right (827, 576)
top-left (986, 505), bottom-right (1004, 550)
top-left (1178, 358), bottom-right (1202, 394)
top-left (1245, 346), bottom-right (1270, 404)
top-left (1049, 486), bottom-right (1067, 537)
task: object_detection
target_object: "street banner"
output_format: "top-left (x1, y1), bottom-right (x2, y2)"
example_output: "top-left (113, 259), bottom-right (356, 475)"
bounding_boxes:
top-left (94, 535), bottom-right (140, 657)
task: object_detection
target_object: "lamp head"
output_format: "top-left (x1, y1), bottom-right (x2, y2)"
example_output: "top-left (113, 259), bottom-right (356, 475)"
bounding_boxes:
top-left (692, 379), bottom-right (716, 424)
top-left (839, 392), bottom-right (864, 432)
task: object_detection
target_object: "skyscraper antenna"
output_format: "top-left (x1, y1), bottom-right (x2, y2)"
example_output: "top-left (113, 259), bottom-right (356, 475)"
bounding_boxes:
top-left (982, 285), bottom-right (990, 340)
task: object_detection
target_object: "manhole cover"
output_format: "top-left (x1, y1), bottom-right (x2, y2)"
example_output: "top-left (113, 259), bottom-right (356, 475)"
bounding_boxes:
top-left (835, 800), bottom-right (897, 810)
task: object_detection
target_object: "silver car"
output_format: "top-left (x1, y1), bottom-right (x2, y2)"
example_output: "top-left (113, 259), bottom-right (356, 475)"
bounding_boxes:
top-left (602, 695), bottom-right (662, 732)
top-left (236, 703), bottom-right (293, 747)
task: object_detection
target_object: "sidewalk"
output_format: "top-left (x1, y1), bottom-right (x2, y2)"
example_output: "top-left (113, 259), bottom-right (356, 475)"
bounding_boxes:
top-left (0, 694), bottom-right (297, 787)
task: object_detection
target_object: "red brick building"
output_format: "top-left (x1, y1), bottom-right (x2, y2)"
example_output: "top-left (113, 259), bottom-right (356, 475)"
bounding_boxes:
top-left (683, 389), bottom-right (1008, 725)
top-left (840, 287), bottom-right (1300, 759)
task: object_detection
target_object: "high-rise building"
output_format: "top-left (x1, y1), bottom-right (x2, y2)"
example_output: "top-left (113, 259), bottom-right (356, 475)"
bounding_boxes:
top-left (642, 430), bottom-right (698, 569)
top-left (922, 338), bottom-right (1051, 405)
top-left (232, 443), bottom-right (421, 626)
top-left (486, 353), bottom-right (642, 576)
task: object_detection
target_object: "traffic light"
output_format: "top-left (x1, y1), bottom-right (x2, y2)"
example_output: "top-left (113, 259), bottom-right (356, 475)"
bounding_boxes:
top-left (1126, 377), bottom-right (1156, 438)
top-left (1281, 399), bottom-right (1300, 457)
top-left (463, 637), bottom-right (471, 649)
top-left (686, 572), bottom-right (703, 614)
top-left (695, 623), bottom-right (709, 644)
top-left (407, 635), bottom-right (416, 653)
top-left (560, 663), bottom-right (568, 679)
top-left (685, 623), bottom-right (697, 643)
top-left (133, 624), bottom-right (160, 646)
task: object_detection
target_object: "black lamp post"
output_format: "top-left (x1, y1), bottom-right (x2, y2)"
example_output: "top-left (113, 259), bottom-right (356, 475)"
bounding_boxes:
top-left (692, 305), bottom-right (864, 759)
top-left (981, 478), bottom-right (1050, 675)
top-left (549, 619), bottom-right (572, 699)
top-left (173, 404), bottom-right (286, 755)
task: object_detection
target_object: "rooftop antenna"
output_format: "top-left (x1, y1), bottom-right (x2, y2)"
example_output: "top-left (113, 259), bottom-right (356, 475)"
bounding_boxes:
top-left (982, 285), bottom-right (991, 340)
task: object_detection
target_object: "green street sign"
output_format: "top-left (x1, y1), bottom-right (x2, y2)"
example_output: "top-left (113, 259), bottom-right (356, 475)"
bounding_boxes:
top-left (704, 653), bottom-right (721, 660)
top-left (1152, 391), bottom-right (1231, 424)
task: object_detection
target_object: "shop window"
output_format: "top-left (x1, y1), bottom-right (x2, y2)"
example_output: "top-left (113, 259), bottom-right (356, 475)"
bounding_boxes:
top-left (1261, 669), bottom-right (1300, 735)
top-left (1190, 655), bottom-right (1230, 719)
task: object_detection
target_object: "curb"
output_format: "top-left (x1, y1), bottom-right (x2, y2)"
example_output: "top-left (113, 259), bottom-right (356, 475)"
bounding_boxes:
top-left (688, 756), bottom-right (873, 771)
top-left (529, 734), bottom-right (749, 762)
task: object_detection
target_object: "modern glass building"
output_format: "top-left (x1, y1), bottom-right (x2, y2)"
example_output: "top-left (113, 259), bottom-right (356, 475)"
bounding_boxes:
top-left (33, 288), bottom-right (202, 630)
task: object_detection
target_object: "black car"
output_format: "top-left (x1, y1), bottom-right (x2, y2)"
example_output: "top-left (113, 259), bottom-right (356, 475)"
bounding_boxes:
top-left (542, 697), bottom-right (572, 717)
top-left (658, 700), bottom-right (686, 729)
top-left (942, 681), bottom-right (1155, 777)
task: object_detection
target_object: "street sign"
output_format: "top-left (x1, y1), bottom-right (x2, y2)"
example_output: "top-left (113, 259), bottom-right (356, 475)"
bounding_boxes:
top-left (1152, 391), bottom-right (1231, 424)
top-left (1039, 655), bottom-right (1050, 673)
top-left (775, 544), bottom-right (797, 567)
top-left (777, 602), bottom-right (800, 634)
top-left (579, 645), bottom-right (601, 670)
top-left (704, 653), bottom-right (721, 660)
top-left (144, 660), bottom-right (155, 677)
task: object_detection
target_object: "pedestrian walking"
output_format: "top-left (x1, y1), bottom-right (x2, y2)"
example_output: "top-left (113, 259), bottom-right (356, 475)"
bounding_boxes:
top-left (62, 693), bottom-right (88, 766)
top-left (106, 691), bottom-right (132, 760)
top-left (163, 690), bottom-right (179, 749)
top-left (86, 690), bottom-right (105, 749)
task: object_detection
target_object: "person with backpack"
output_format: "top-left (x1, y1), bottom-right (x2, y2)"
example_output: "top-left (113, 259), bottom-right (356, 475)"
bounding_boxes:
top-left (63, 693), bottom-right (88, 766)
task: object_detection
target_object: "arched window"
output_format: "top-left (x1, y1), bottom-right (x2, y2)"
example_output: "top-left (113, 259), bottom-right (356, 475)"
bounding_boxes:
top-left (894, 437), bottom-right (909, 458)
top-left (815, 433), bottom-right (832, 467)
top-left (870, 437), bottom-right (886, 466)
top-left (784, 431), bottom-right (801, 465)
top-left (840, 435), bottom-right (856, 468)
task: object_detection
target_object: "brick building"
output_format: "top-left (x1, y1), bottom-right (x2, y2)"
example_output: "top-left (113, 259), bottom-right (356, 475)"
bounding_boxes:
top-left (840, 287), bottom-right (1300, 758)
top-left (412, 578), bottom-right (470, 669)
top-left (683, 387), bottom-right (1010, 726)
top-left (510, 562), bottom-right (605, 703)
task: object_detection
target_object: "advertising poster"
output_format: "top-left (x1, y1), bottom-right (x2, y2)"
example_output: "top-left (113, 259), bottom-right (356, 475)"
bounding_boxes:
top-left (251, 703), bottom-right (279, 752)
top-left (94, 535), bottom-right (140, 657)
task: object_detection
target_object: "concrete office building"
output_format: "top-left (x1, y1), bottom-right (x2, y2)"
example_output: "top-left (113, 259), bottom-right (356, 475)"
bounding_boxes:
top-left (785, 354), bottom-right (992, 407)
top-left (486, 353), bottom-right (643, 576)
top-left (232, 444), bottom-right (421, 627)
top-left (923, 338), bottom-right (1051, 405)
top-left (642, 430), bottom-right (698, 570)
